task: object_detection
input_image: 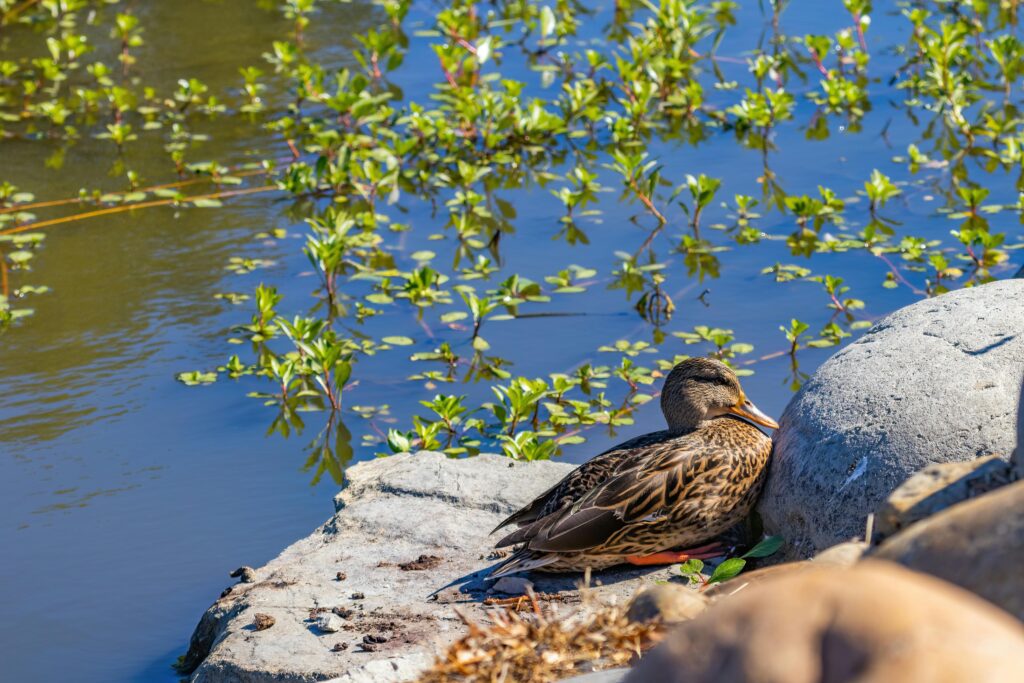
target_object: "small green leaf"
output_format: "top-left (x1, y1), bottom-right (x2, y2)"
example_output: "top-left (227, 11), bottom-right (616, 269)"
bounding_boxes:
top-left (383, 336), bottom-right (414, 346)
top-left (741, 535), bottom-right (784, 559)
top-left (707, 557), bottom-right (746, 584)
top-left (7, 250), bottom-right (33, 264)
top-left (677, 558), bottom-right (704, 575)
top-left (175, 370), bottom-right (218, 386)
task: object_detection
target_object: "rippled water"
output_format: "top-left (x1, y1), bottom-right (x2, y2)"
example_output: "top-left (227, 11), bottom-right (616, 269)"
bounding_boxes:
top-left (1, 2), bottom-right (1020, 682)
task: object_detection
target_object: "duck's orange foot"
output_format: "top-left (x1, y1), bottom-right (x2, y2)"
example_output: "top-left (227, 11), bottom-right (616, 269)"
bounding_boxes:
top-left (626, 542), bottom-right (726, 566)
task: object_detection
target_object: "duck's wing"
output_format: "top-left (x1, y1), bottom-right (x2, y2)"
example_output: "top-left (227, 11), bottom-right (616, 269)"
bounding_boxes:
top-left (490, 431), bottom-right (672, 537)
top-left (507, 431), bottom-right (738, 554)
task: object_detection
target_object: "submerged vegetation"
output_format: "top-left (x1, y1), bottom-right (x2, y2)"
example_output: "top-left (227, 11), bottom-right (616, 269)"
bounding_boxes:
top-left (2, 0), bottom-right (1023, 480)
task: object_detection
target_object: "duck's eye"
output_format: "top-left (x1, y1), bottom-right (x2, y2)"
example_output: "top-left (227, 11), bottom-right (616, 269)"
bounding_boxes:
top-left (698, 374), bottom-right (732, 387)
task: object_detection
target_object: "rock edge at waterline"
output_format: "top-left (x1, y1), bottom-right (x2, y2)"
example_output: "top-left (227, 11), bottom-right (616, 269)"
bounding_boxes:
top-left (181, 451), bottom-right (683, 683)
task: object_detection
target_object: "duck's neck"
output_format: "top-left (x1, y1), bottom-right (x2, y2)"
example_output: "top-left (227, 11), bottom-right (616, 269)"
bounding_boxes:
top-left (662, 400), bottom-right (704, 431)
top-left (665, 415), bottom-right (709, 432)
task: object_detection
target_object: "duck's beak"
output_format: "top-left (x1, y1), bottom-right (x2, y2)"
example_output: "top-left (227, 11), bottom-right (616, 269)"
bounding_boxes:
top-left (728, 395), bottom-right (780, 430)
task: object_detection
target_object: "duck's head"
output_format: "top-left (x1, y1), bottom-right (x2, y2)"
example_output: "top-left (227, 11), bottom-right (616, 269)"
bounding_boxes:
top-left (661, 357), bottom-right (779, 432)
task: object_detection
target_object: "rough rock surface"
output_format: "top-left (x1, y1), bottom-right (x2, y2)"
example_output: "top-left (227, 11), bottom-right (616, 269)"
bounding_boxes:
top-left (872, 479), bottom-right (1024, 620)
top-left (625, 561), bottom-right (1024, 683)
top-left (873, 455), bottom-right (1016, 543)
top-left (182, 451), bottom-right (684, 683)
top-left (760, 281), bottom-right (1024, 556)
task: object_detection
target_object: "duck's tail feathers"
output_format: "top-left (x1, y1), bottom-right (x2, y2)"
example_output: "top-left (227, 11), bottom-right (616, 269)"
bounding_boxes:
top-left (487, 549), bottom-right (559, 579)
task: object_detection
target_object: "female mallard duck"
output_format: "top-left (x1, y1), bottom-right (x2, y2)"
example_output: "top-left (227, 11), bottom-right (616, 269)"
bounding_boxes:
top-left (488, 357), bottom-right (779, 578)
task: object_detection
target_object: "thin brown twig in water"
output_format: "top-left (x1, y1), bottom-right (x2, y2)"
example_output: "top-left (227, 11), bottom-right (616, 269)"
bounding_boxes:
top-left (852, 13), bottom-right (868, 53)
top-left (874, 251), bottom-right (925, 295)
top-left (628, 180), bottom-right (667, 225)
top-left (0, 185), bottom-right (278, 236)
top-left (809, 49), bottom-right (831, 78)
top-left (1, 258), bottom-right (8, 298)
top-left (0, 168), bottom-right (270, 215)
top-left (437, 54), bottom-right (458, 88)
top-left (415, 314), bottom-right (435, 340)
top-left (628, 178), bottom-right (668, 257)
top-left (633, 222), bottom-right (665, 258)
top-left (1, 0), bottom-right (39, 24)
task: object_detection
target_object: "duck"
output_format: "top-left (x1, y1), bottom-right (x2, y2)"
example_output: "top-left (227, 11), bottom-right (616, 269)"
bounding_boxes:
top-left (488, 357), bottom-right (779, 578)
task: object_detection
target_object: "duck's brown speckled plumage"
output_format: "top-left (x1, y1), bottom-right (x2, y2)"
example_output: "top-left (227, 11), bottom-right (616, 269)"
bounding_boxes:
top-left (488, 358), bottom-right (776, 577)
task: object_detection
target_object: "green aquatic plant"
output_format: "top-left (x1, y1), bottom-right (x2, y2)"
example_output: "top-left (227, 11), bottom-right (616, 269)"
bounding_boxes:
top-left (2, 0), bottom-right (1024, 474)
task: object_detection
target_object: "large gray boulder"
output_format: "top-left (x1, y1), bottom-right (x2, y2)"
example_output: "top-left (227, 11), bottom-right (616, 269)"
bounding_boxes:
top-left (181, 451), bottom-right (683, 683)
top-left (759, 280), bottom-right (1024, 557)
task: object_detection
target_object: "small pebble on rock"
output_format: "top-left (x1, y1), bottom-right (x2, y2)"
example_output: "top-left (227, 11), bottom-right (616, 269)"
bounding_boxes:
top-left (230, 566), bottom-right (257, 583)
top-left (335, 571), bottom-right (346, 581)
top-left (331, 606), bottom-right (354, 619)
top-left (363, 634), bottom-right (389, 644)
top-left (626, 584), bottom-right (707, 624)
top-left (252, 614), bottom-right (275, 631)
top-left (331, 642), bottom-right (348, 652)
top-left (316, 614), bottom-right (344, 633)
top-left (491, 576), bottom-right (534, 596)
top-left (350, 592), bottom-right (365, 600)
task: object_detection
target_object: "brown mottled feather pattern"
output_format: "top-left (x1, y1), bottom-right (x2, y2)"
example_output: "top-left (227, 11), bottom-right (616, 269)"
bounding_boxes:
top-left (490, 415), bottom-right (772, 575)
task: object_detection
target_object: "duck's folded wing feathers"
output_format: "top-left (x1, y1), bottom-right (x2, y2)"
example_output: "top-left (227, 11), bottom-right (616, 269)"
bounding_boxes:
top-left (522, 443), bottom-right (723, 553)
top-left (490, 445), bottom-right (638, 535)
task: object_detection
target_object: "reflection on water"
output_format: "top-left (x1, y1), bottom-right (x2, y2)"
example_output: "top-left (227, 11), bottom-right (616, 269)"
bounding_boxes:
top-left (0, 2), bottom-right (378, 682)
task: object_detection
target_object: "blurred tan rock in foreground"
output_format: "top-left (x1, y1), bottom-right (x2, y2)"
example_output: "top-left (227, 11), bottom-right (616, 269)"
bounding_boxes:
top-left (626, 561), bottom-right (1024, 683)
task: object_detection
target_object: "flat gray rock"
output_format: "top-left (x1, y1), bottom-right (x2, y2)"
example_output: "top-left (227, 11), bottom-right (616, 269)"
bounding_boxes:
top-left (759, 280), bottom-right (1024, 557)
top-left (182, 451), bottom-right (680, 683)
